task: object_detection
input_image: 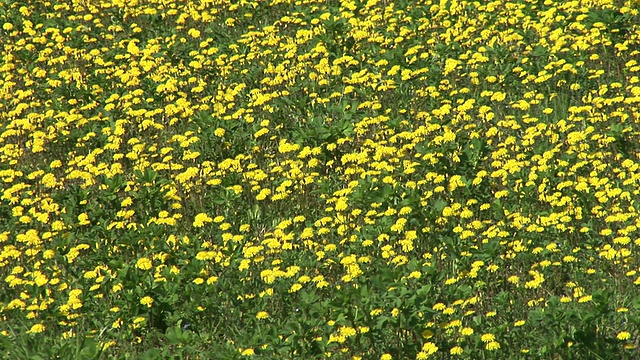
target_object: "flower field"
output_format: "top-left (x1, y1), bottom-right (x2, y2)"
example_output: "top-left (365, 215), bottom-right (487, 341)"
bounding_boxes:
top-left (2, 0), bottom-right (640, 358)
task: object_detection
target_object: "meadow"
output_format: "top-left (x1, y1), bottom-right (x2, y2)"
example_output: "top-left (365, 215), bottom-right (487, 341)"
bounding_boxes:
top-left (1, 0), bottom-right (640, 358)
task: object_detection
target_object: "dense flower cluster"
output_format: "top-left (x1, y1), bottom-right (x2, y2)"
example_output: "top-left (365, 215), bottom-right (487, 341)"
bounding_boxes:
top-left (1, 0), bottom-right (639, 358)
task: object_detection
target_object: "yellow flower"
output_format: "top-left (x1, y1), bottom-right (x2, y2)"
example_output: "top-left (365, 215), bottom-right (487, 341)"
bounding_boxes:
top-left (27, 323), bottom-right (45, 334)
top-left (140, 296), bottom-right (154, 307)
top-left (78, 213), bottom-right (90, 226)
top-left (443, 307), bottom-right (455, 315)
top-left (578, 295), bottom-right (592, 303)
top-left (617, 331), bottom-right (631, 340)
top-left (433, 303), bottom-right (446, 311)
top-left (460, 327), bottom-right (474, 336)
top-left (188, 28), bottom-right (201, 38)
top-left (136, 257), bottom-right (153, 270)
top-left (193, 213), bottom-right (213, 227)
top-left (121, 197), bottom-right (133, 207)
top-left (339, 326), bottom-right (357, 337)
top-left (213, 216), bottom-right (225, 223)
top-left (481, 333), bottom-right (495, 343)
top-left (486, 341), bottom-right (500, 350)
top-left (101, 341), bottom-right (116, 350)
top-left (422, 341), bottom-right (438, 354)
top-left (256, 311), bottom-right (269, 319)
top-left (450, 346), bottom-right (463, 355)
top-left (241, 348), bottom-right (255, 356)
top-left (380, 354), bottom-right (392, 360)
top-left (443, 58), bottom-right (459, 76)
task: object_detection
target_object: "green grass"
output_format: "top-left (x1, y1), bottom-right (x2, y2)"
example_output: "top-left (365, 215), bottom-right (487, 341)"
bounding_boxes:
top-left (1, 0), bottom-right (640, 358)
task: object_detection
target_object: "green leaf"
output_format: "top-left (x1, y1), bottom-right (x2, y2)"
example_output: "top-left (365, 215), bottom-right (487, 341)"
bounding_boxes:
top-left (432, 199), bottom-right (447, 213)
top-left (529, 308), bottom-right (544, 323)
top-left (140, 348), bottom-right (162, 360)
top-left (78, 338), bottom-right (99, 360)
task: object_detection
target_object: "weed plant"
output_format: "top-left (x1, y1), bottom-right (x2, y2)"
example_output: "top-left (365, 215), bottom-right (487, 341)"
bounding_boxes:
top-left (1, 0), bottom-right (640, 359)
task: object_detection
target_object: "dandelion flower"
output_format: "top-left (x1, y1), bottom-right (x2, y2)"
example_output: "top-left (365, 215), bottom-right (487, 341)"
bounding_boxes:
top-left (193, 213), bottom-right (213, 227)
top-left (617, 331), bottom-right (631, 340)
top-left (136, 257), bottom-right (153, 270)
top-left (140, 296), bottom-right (154, 307)
top-left (421, 342), bottom-right (438, 354)
top-left (256, 311), bottom-right (269, 319)
top-left (241, 348), bottom-right (255, 356)
top-left (481, 333), bottom-right (495, 343)
top-left (27, 323), bottom-right (45, 334)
